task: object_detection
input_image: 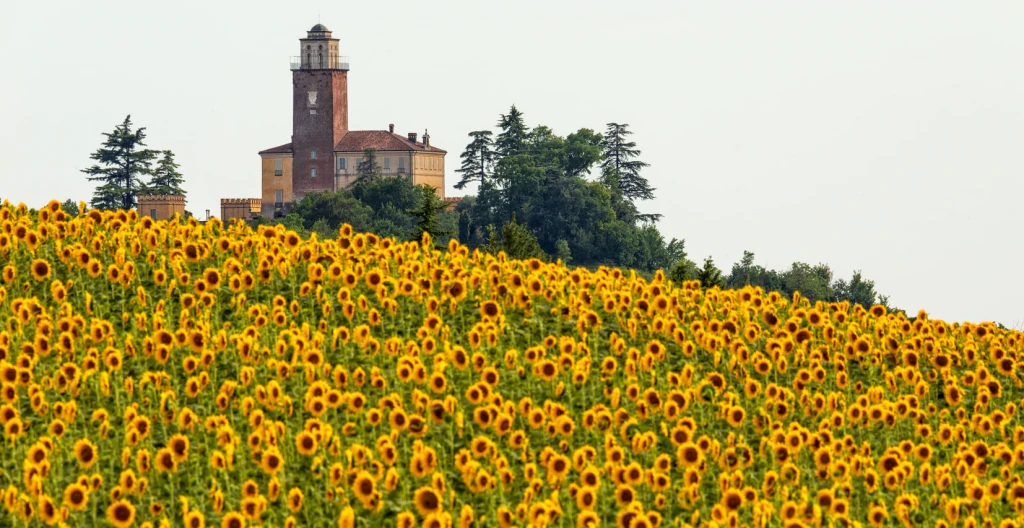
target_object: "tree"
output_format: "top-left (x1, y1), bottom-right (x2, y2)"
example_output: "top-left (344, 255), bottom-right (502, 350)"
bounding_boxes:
top-left (356, 148), bottom-right (381, 182)
top-left (60, 199), bottom-right (80, 218)
top-left (555, 239), bottom-right (572, 264)
top-left (457, 210), bottom-right (473, 245)
top-left (725, 250), bottom-right (785, 291)
top-left (407, 185), bottom-right (450, 243)
top-left (351, 175), bottom-right (420, 213)
top-left (665, 238), bottom-right (686, 266)
top-left (599, 123), bottom-right (656, 215)
top-left (495, 105), bottom-right (529, 158)
top-left (291, 189), bottom-right (373, 233)
top-left (728, 250), bottom-right (758, 287)
top-left (82, 115), bottom-right (159, 210)
top-left (781, 262), bottom-right (834, 303)
top-left (145, 150), bottom-right (186, 196)
top-left (634, 224), bottom-right (672, 272)
top-left (564, 128), bottom-right (604, 178)
top-left (696, 256), bottom-right (724, 289)
top-left (832, 270), bottom-right (878, 309)
top-left (454, 131), bottom-right (495, 190)
top-left (484, 215), bottom-right (546, 261)
top-left (670, 258), bottom-right (699, 284)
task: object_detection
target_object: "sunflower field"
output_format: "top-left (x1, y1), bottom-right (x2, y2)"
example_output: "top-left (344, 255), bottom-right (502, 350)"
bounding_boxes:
top-left (1, 200), bottom-right (1023, 528)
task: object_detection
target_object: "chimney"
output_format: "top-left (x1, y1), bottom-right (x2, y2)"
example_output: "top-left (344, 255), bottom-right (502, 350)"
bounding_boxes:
top-left (408, 132), bottom-right (417, 144)
top-left (388, 124), bottom-right (394, 133)
top-left (423, 129), bottom-right (430, 148)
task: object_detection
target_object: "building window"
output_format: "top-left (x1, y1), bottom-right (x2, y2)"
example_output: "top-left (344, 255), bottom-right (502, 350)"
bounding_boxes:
top-left (310, 151), bottom-right (317, 160)
top-left (274, 158), bottom-right (283, 176)
top-left (399, 157), bottom-right (405, 172)
top-left (383, 157), bottom-right (390, 170)
top-left (150, 209), bottom-right (157, 219)
top-left (311, 167), bottom-right (317, 178)
top-left (337, 158), bottom-right (346, 170)
top-left (310, 109), bottom-right (316, 115)
top-left (275, 190), bottom-right (283, 205)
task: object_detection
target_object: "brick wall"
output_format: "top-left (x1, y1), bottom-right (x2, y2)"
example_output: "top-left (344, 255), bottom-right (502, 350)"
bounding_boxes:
top-left (292, 70), bottom-right (348, 200)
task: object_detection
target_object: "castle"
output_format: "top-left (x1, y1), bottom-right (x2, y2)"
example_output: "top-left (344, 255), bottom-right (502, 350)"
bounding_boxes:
top-left (221, 24), bottom-right (448, 222)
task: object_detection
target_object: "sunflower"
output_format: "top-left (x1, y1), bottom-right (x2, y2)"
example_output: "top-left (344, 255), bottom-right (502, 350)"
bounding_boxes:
top-left (287, 488), bottom-right (304, 513)
top-left (352, 471), bottom-right (377, 504)
top-left (184, 511), bottom-right (206, 528)
top-left (168, 434), bottom-right (190, 463)
top-left (30, 259), bottom-right (51, 281)
top-left (106, 499), bottom-right (136, 528)
top-left (480, 300), bottom-right (501, 320)
top-left (260, 447), bottom-right (284, 475)
top-left (38, 494), bottom-right (59, 525)
top-left (155, 447), bottom-right (177, 472)
top-left (295, 431), bottom-right (318, 455)
top-left (220, 511), bottom-right (246, 528)
top-left (63, 483), bottom-right (89, 512)
top-left (73, 438), bottom-right (98, 469)
top-left (413, 486), bottom-right (442, 517)
top-left (576, 486), bottom-right (598, 511)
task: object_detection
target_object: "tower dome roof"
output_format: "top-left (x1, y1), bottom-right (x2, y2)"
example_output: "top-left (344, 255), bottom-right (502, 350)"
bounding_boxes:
top-left (310, 23), bottom-right (329, 32)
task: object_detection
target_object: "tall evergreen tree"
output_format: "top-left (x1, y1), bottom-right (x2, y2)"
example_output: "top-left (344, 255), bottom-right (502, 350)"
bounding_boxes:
top-left (408, 185), bottom-right (450, 242)
top-left (696, 256), bottom-right (724, 289)
top-left (82, 115), bottom-right (158, 210)
top-left (146, 150), bottom-right (186, 196)
top-left (495, 105), bottom-right (529, 158)
top-left (599, 123), bottom-right (656, 208)
top-left (356, 148), bottom-right (381, 182)
top-left (454, 131), bottom-right (495, 190)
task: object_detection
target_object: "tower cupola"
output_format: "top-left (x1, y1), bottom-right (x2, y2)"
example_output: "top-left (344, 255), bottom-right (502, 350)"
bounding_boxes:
top-left (292, 24), bottom-right (349, 71)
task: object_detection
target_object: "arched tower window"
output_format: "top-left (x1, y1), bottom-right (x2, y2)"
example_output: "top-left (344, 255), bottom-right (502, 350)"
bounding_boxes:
top-left (318, 45), bottom-right (323, 68)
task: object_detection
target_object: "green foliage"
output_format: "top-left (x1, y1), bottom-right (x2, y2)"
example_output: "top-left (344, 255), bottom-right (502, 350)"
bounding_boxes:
top-left (564, 128), bottom-right (604, 178)
top-left (310, 218), bottom-right (334, 239)
top-left (356, 148), bottom-right (381, 182)
top-left (290, 189), bottom-right (373, 234)
top-left (726, 250), bottom-right (784, 292)
top-left (724, 252), bottom-right (896, 311)
top-left (696, 256), bottom-right (724, 289)
top-left (669, 258), bottom-right (698, 284)
top-left (146, 150), bottom-right (186, 196)
top-left (484, 215), bottom-right (547, 261)
top-left (600, 123), bottom-right (656, 208)
top-left (781, 262), bottom-right (834, 303)
top-left (554, 239), bottom-right (572, 264)
top-left (455, 105), bottom-right (675, 271)
top-left (408, 185), bottom-right (451, 243)
top-left (454, 131), bottom-right (495, 190)
top-left (82, 115), bottom-right (159, 210)
top-left (832, 270), bottom-right (878, 308)
top-left (60, 199), bottom-right (80, 218)
top-left (495, 105), bottom-right (529, 158)
top-left (277, 213), bottom-right (307, 234)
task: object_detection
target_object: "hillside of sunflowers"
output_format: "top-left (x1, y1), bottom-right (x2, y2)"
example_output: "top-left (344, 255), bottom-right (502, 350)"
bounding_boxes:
top-left (1, 200), bottom-right (1023, 528)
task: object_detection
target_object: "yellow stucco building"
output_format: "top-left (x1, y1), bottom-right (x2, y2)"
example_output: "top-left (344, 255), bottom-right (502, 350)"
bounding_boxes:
top-left (232, 24), bottom-right (447, 220)
top-left (137, 195), bottom-right (185, 221)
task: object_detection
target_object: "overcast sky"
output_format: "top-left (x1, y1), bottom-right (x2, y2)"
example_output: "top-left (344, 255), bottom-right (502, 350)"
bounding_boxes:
top-left (1, 1), bottom-right (1022, 326)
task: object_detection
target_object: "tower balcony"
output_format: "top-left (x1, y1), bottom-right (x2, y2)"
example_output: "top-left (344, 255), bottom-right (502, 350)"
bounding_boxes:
top-left (290, 55), bottom-right (349, 71)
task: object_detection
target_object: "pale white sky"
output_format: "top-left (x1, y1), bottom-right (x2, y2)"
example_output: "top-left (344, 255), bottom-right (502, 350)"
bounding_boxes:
top-left (1, 1), bottom-right (1022, 326)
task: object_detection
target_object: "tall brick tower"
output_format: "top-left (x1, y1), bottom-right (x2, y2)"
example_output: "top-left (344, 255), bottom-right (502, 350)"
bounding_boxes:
top-left (290, 24), bottom-right (349, 200)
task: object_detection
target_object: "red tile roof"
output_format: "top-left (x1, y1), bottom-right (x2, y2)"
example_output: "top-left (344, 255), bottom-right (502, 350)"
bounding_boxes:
top-left (258, 143), bottom-right (293, 155)
top-left (335, 130), bottom-right (446, 154)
